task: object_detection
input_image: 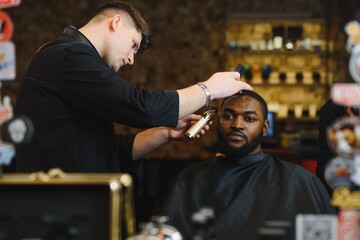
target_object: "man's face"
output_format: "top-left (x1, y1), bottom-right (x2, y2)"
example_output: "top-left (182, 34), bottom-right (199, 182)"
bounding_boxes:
top-left (218, 95), bottom-right (269, 158)
top-left (104, 15), bottom-right (142, 71)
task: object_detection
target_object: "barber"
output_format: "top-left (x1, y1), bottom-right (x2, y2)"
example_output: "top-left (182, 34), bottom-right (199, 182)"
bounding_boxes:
top-left (14, 1), bottom-right (252, 173)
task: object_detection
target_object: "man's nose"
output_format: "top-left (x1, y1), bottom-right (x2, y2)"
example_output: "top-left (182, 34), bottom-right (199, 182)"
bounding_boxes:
top-left (231, 116), bottom-right (244, 129)
top-left (128, 53), bottom-right (134, 65)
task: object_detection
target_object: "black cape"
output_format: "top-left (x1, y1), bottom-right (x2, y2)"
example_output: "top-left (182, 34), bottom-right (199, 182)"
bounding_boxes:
top-left (161, 152), bottom-right (336, 240)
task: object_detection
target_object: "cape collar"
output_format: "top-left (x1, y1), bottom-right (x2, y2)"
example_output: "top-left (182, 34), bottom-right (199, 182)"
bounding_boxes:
top-left (224, 151), bottom-right (266, 166)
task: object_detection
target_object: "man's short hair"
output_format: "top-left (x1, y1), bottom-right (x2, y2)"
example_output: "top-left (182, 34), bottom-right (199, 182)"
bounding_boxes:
top-left (220, 90), bottom-right (268, 120)
top-left (94, 1), bottom-right (151, 53)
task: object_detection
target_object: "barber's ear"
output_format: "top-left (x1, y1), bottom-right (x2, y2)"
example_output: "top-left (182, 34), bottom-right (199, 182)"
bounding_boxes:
top-left (110, 15), bottom-right (121, 31)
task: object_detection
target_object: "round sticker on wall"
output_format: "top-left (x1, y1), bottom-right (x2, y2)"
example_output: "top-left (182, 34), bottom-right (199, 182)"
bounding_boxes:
top-left (327, 116), bottom-right (360, 156)
top-left (0, 10), bottom-right (13, 41)
top-left (0, 0), bottom-right (21, 9)
top-left (0, 41), bottom-right (15, 80)
top-left (325, 156), bottom-right (355, 189)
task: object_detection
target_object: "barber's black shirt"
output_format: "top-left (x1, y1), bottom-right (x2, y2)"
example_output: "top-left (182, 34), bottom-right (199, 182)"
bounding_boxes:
top-left (15, 27), bottom-right (179, 172)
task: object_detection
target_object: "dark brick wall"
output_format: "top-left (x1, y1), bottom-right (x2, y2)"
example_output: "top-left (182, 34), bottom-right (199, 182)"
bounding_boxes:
top-left (4, 0), bottom-right (228, 160)
top-left (2, 0), bottom-right (360, 160)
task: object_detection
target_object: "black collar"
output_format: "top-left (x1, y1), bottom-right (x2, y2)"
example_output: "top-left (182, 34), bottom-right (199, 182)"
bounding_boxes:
top-left (62, 26), bottom-right (98, 54)
top-left (223, 151), bottom-right (266, 166)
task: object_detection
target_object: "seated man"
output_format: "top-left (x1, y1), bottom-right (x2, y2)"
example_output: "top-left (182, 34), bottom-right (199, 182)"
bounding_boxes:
top-left (161, 90), bottom-right (336, 240)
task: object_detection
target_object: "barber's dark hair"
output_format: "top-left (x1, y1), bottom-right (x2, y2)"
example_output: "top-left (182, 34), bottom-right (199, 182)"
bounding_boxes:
top-left (220, 90), bottom-right (268, 120)
top-left (94, 1), bottom-right (151, 53)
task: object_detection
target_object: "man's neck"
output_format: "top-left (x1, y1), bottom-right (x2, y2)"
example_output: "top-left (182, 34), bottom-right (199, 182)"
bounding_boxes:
top-left (78, 23), bottom-right (105, 57)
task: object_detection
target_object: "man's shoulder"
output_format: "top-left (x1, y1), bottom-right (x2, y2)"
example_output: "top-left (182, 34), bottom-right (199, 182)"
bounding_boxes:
top-left (37, 27), bottom-right (95, 55)
top-left (33, 35), bottom-right (101, 71)
top-left (39, 37), bottom-right (93, 55)
top-left (273, 157), bottom-right (318, 180)
top-left (268, 155), bottom-right (311, 174)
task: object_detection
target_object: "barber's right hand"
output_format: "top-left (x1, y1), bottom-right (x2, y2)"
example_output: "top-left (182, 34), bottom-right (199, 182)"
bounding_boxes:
top-left (168, 114), bottom-right (211, 141)
top-left (204, 71), bottom-right (252, 100)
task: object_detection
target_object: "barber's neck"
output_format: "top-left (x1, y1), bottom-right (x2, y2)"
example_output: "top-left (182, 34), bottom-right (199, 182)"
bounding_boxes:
top-left (78, 22), bottom-right (106, 57)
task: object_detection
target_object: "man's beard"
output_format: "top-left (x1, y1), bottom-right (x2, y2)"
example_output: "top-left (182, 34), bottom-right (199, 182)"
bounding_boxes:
top-left (217, 130), bottom-right (263, 158)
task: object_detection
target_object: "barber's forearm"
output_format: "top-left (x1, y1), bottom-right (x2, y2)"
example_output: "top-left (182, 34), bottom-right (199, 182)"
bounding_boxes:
top-left (177, 84), bottom-right (207, 119)
top-left (176, 72), bottom-right (252, 119)
top-left (132, 127), bottom-right (169, 160)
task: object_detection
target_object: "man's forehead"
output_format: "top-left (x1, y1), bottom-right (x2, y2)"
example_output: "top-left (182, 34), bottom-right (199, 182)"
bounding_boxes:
top-left (223, 95), bottom-right (260, 109)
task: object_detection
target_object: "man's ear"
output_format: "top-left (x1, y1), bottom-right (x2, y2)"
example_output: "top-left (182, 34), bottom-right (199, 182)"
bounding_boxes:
top-left (110, 15), bottom-right (121, 31)
top-left (263, 119), bottom-right (269, 136)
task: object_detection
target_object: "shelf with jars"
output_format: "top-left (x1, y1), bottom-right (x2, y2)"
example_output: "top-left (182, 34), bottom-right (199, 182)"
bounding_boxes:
top-left (228, 49), bottom-right (328, 56)
top-left (225, 13), bottom-right (334, 121)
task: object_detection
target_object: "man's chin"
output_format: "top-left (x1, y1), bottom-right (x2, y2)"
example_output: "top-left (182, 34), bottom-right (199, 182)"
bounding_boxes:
top-left (227, 142), bottom-right (245, 149)
top-left (217, 137), bottom-right (250, 157)
top-left (219, 144), bottom-right (251, 158)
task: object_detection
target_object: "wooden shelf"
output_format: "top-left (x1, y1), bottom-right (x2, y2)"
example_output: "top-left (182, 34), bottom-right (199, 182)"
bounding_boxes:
top-left (227, 13), bottom-right (325, 23)
top-left (227, 49), bottom-right (327, 55)
top-left (277, 117), bottom-right (319, 122)
top-left (225, 15), bottom-right (332, 134)
top-left (248, 82), bottom-right (327, 87)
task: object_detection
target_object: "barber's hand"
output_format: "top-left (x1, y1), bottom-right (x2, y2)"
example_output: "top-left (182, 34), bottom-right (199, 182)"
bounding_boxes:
top-left (204, 71), bottom-right (252, 100)
top-left (169, 114), bottom-right (211, 141)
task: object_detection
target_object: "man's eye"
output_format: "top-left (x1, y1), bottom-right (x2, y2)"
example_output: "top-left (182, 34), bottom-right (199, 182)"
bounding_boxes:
top-left (222, 114), bottom-right (233, 120)
top-left (246, 117), bottom-right (255, 122)
top-left (133, 42), bottom-right (139, 52)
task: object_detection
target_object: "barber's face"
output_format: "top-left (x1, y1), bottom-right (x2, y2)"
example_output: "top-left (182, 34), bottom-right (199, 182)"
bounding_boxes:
top-left (218, 95), bottom-right (268, 157)
top-left (105, 15), bottom-right (142, 71)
